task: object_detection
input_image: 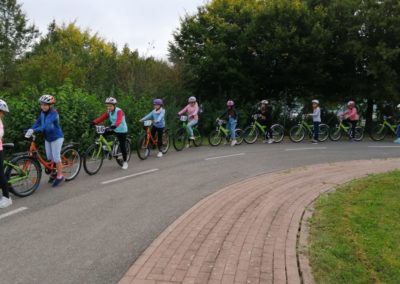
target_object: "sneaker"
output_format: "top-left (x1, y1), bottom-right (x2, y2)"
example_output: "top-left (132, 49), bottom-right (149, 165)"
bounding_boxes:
top-left (52, 177), bottom-right (65, 187)
top-left (122, 162), bottom-right (129, 170)
top-left (0, 196), bottom-right (12, 209)
top-left (157, 152), bottom-right (163, 158)
top-left (48, 174), bottom-right (56, 184)
top-left (185, 143), bottom-right (190, 149)
top-left (394, 138), bottom-right (400, 144)
top-left (231, 140), bottom-right (237, 147)
top-left (268, 139), bottom-right (274, 144)
top-left (312, 139), bottom-right (318, 144)
top-left (189, 136), bottom-right (195, 140)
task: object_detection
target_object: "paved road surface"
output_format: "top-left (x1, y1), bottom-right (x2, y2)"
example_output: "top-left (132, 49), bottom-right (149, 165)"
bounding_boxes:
top-left (0, 141), bottom-right (399, 284)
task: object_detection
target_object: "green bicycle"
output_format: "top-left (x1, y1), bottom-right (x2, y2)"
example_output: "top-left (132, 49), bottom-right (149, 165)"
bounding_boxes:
top-left (289, 115), bottom-right (329, 142)
top-left (329, 114), bottom-right (364, 141)
top-left (208, 119), bottom-right (244, 146)
top-left (370, 116), bottom-right (398, 141)
top-left (173, 116), bottom-right (202, 151)
top-left (83, 125), bottom-right (132, 175)
top-left (243, 115), bottom-right (285, 144)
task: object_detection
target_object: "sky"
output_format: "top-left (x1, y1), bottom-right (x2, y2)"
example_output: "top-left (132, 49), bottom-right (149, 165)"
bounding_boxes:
top-left (21, 0), bottom-right (206, 60)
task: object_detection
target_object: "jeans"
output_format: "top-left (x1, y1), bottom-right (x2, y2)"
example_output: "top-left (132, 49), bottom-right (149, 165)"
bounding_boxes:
top-left (0, 151), bottom-right (9, 198)
top-left (396, 125), bottom-right (400, 138)
top-left (151, 126), bottom-right (164, 151)
top-left (227, 117), bottom-right (237, 140)
top-left (313, 122), bottom-right (320, 140)
top-left (45, 138), bottom-right (64, 163)
top-left (187, 119), bottom-right (198, 137)
top-left (115, 132), bottom-right (128, 162)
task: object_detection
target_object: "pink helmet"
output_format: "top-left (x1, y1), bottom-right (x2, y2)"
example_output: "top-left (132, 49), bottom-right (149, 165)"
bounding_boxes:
top-left (347, 100), bottom-right (355, 106)
top-left (226, 100), bottom-right (235, 107)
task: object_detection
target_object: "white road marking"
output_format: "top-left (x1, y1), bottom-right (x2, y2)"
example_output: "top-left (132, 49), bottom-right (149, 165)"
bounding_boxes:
top-left (101, 169), bottom-right (159, 185)
top-left (205, 153), bottom-right (246, 161)
top-left (368, 146), bottom-right (400, 148)
top-left (285, 147), bottom-right (327, 152)
top-left (0, 207), bottom-right (28, 220)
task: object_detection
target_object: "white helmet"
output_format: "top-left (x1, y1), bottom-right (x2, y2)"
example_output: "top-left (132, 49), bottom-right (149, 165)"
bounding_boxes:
top-left (39, 94), bottom-right (56, 104)
top-left (312, 99), bottom-right (319, 104)
top-left (347, 100), bottom-right (355, 106)
top-left (105, 97), bottom-right (117, 105)
top-left (188, 96), bottom-right (197, 103)
top-left (397, 104), bottom-right (400, 109)
top-left (0, 99), bottom-right (9, 112)
top-left (261, 100), bottom-right (269, 105)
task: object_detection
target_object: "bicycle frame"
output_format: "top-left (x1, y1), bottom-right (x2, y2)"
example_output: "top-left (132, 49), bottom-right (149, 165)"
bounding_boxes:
top-left (382, 119), bottom-right (397, 134)
top-left (299, 121), bottom-right (314, 135)
top-left (93, 134), bottom-right (114, 158)
top-left (28, 137), bottom-right (56, 171)
top-left (5, 160), bottom-right (30, 184)
top-left (215, 124), bottom-right (230, 137)
top-left (143, 126), bottom-right (159, 147)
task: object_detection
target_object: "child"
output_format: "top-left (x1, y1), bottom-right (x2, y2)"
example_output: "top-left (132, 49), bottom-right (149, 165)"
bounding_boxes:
top-left (140, 99), bottom-right (166, 158)
top-left (394, 104), bottom-right (400, 144)
top-left (257, 100), bottom-right (273, 144)
top-left (178, 96), bottom-right (199, 140)
top-left (309, 99), bottom-right (321, 144)
top-left (219, 100), bottom-right (239, 146)
top-left (0, 100), bottom-right (11, 208)
top-left (92, 97), bottom-right (129, 170)
top-left (25, 95), bottom-right (65, 187)
top-left (344, 100), bottom-right (359, 141)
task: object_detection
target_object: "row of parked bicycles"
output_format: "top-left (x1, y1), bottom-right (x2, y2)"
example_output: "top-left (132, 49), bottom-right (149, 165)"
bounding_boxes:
top-left (4, 114), bottom-right (397, 199)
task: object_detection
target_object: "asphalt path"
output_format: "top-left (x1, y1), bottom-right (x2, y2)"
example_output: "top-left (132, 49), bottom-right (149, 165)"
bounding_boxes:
top-left (0, 141), bottom-right (399, 284)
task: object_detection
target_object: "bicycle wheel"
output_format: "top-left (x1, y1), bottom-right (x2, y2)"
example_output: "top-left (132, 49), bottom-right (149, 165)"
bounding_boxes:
top-left (329, 126), bottom-right (342, 141)
top-left (318, 124), bottom-right (330, 142)
top-left (173, 128), bottom-right (187, 151)
top-left (6, 156), bottom-right (41, 197)
top-left (161, 130), bottom-right (170, 154)
top-left (235, 129), bottom-right (244, 145)
top-left (61, 147), bottom-right (81, 181)
top-left (115, 139), bottom-right (132, 166)
top-left (137, 135), bottom-right (150, 160)
top-left (289, 125), bottom-right (305, 142)
top-left (370, 124), bottom-right (387, 141)
top-left (192, 128), bottom-right (203, 147)
top-left (354, 126), bottom-right (364, 141)
top-left (243, 126), bottom-right (259, 144)
top-left (83, 144), bottom-right (104, 175)
top-left (271, 124), bottom-right (284, 143)
top-left (208, 130), bottom-right (222, 146)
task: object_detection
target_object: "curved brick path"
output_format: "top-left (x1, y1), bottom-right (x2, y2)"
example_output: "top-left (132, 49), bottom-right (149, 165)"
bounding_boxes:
top-left (119, 159), bottom-right (400, 284)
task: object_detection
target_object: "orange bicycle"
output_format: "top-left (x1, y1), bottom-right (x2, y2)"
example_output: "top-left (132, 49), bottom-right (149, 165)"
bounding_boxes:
top-left (136, 120), bottom-right (170, 160)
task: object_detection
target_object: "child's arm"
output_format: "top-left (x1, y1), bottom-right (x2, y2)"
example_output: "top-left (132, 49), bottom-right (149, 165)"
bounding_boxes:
top-left (112, 109), bottom-right (124, 128)
top-left (140, 111), bottom-right (153, 122)
top-left (93, 112), bottom-right (109, 125)
top-left (178, 105), bottom-right (188, 116)
top-left (32, 112), bottom-right (59, 132)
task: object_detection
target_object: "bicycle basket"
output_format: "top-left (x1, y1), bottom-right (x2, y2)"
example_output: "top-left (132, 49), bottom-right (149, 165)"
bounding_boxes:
top-left (180, 115), bottom-right (188, 122)
top-left (144, 120), bottom-right (153, 127)
top-left (95, 125), bottom-right (106, 134)
top-left (217, 119), bottom-right (226, 126)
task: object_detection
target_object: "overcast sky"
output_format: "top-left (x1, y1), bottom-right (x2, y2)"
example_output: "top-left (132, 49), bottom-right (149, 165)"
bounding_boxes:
top-left (21, 0), bottom-right (206, 59)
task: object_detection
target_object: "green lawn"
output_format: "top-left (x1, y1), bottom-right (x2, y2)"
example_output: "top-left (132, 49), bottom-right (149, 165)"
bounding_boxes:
top-left (309, 171), bottom-right (400, 284)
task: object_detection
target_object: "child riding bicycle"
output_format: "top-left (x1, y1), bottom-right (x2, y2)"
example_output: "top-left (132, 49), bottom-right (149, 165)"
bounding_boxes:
top-left (308, 99), bottom-right (321, 144)
top-left (218, 100), bottom-right (239, 146)
top-left (256, 100), bottom-right (273, 144)
top-left (0, 100), bottom-right (11, 208)
top-left (178, 96), bottom-right (199, 141)
top-left (343, 100), bottom-right (359, 141)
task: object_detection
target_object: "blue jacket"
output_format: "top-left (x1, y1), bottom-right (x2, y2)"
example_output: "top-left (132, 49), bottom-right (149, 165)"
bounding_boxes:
top-left (31, 109), bottom-right (64, 142)
top-left (141, 108), bottom-right (166, 128)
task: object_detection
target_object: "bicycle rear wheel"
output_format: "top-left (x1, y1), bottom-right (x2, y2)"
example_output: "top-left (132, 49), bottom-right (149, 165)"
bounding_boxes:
top-left (243, 126), bottom-right (259, 144)
top-left (115, 139), bottom-right (132, 166)
top-left (192, 128), bottom-right (203, 147)
top-left (83, 144), bottom-right (104, 175)
top-left (370, 124), bottom-right (387, 141)
top-left (354, 126), bottom-right (364, 141)
top-left (137, 135), bottom-right (150, 160)
top-left (173, 128), bottom-right (187, 151)
top-left (271, 124), bottom-right (284, 143)
top-left (235, 129), bottom-right (244, 145)
top-left (289, 125), bottom-right (305, 142)
top-left (329, 126), bottom-right (342, 141)
top-left (318, 124), bottom-right (329, 142)
top-left (161, 130), bottom-right (170, 154)
top-left (62, 147), bottom-right (81, 181)
top-left (6, 156), bottom-right (41, 197)
top-left (209, 130), bottom-right (222, 146)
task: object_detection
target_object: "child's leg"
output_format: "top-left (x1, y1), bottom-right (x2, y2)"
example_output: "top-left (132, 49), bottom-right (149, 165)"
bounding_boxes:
top-left (230, 118), bottom-right (237, 139)
top-left (157, 128), bottom-right (164, 151)
top-left (187, 120), bottom-right (198, 137)
top-left (116, 133), bottom-right (128, 162)
top-left (266, 120), bottom-right (273, 139)
top-left (313, 122), bottom-right (320, 140)
top-left (396, 125), bottom-right (400, 138)
top-left (50, 138), bottom-right (64, 178)
top-left (351, 121), bottom-right (357, 138)
top-left (0, 151), bottom-right (9, 199)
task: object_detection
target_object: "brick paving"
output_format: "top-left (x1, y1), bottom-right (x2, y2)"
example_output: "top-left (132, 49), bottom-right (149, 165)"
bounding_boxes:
top-left (118, 159), bottom-right (400, 284)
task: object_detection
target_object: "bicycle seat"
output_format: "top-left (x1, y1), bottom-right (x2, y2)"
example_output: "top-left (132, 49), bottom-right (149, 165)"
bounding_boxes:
top-left (3, 143), bottom-right (14, 150)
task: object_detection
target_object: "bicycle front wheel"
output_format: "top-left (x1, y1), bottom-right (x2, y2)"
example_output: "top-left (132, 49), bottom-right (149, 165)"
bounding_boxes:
top-left (62, 147), bottom-right (81, 181)
top-left (173, 128), bottom-right (187, 151)
top-left (329, 126), bottom-right (342, 141)
top-left (83, 144), bottom-right (104, 175)
top-left (354, 126), bottom-right (364, 141)
top-left (370, 124), bottom-right (387, 141)
top-left (209, 130), bottom-right (222, 146)
top-left (235, 129), bottom-right (244, 145)
top-left (271, 124), bottom-right (284, 143)
top-left (6, 156), bottom-right (41, 197)
top-left (243, 126), bottom-right (259, 144)
top-left (289, 125), bottom-right (305, 142)
top-left (192, 128), bottom-right (203, 147)
top-left (318, 124), bottom-right (330, 142)
top-left (115, 139), bottom-right (132, 166)
top-left (161, 130), bottom-right (170, 154)
top-left (137, 135), bottom-right (150, 160)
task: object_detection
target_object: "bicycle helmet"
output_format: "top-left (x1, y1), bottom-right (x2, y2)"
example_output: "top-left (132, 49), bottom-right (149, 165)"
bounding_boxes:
top-left (347, 100), bottom-right (355, 106)
top-left (312, 99), bottom-right (319, 104)
top-left (153, 99), bottom-right (163, 105)
top-left (397, 104), bottom-right (400, 109)
top-left (0, 99), bottom-right (9, 112)
top-left (39, 94), bottom-right (56, 105)
top-left (188, 96), bottom-right (197, 103)
top-left (105, 97), bottom-right (117, 105)
top-left (261, 100), bottom-right (269, 105)
top-left (227, 100), bottom-right (235, 107)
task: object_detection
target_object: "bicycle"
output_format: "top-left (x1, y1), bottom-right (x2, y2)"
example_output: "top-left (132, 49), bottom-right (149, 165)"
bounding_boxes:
top-left (137, 120), bottom-right (170, 160)
top-left (5, 134), bottom-right (81, 197)
top-left (83, 125), bottom-right (132, 175)
top-left (289, 115), bottom-right (329, 143)
top-left (243, 114), bottom-right (285, 144)
top-left (208, 119), bottom-right (244, 146)
top-left (173, 116), bottom-right (202, 151)
top-left (329, 114), bottom-right (364, 141)
top-left (370, 116), bottom-right (398, 141)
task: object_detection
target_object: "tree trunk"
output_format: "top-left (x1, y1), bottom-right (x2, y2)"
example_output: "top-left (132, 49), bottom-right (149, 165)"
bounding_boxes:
top-left (365, 98), bottom-right (374, 132)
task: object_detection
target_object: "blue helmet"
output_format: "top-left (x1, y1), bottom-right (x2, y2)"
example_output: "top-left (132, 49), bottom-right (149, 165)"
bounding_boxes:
top-left (153, 99), bottom-right (163, 105)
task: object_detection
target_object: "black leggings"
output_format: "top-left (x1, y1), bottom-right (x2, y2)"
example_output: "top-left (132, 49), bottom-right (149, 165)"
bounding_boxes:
top-left (151, 127), bottom-right (164, 151)
top-left (0, 151), bottom-right (9, 198)
top-left (260, 120), bottom-right (273, 138)
top-left (115, 133), bottom-right (128, 162)
top-left (345, 119), bottom-right (358, 138)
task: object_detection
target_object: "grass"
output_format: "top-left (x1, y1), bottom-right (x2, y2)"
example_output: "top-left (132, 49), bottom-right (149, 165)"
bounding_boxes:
top-left (309, 171), bottom-right (400, 284)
